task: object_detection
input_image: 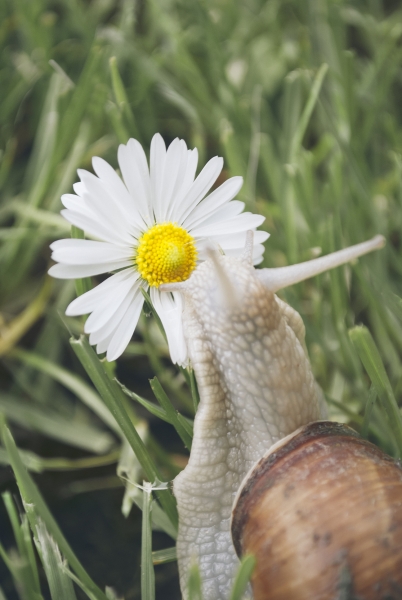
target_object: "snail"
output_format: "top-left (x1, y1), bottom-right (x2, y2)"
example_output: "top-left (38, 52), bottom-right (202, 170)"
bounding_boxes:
top-left (161, 233), bottom-right (399, 600)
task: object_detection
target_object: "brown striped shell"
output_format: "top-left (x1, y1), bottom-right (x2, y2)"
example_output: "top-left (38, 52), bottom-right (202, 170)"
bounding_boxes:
top-left (231, 421), bottom-right (402, 600)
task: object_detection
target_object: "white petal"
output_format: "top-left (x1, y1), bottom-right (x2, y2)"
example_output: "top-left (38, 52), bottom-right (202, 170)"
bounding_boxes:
top-left (61, 194), bottom-right (86, 211)
top-left (84, 277), bottom-right (140, 334)
top-left (85, 280), bottom-right (140, 344)
top-left (150, 133), bottom-right (167, 222)
top-left (223, 243), bottom-right (265, 259)
top-left (151, 288), bottom-right (187, 366)
top-left (61, 195), bottom-right (103, 226)
top-left (73, 182), bottom-right (86, 196)
top-left (92, 156), bottom-right (145, 232)
top-left (191, 212), bottom-right (265, 237)
top-left (252, 243), bottom-right (265, 260)
top-left (60, 196), bottom-right (116, 242)
top-left (160, 138), bottom-right (188, 221)
top-left (51, 239), bottom-right (133, 265)
top-left (185, 148), bottom-right (198, 182)
top-left (77, 171), bottom-right (134, 245)
top-left (89, 293), bottom-right (134, 345)
top-left (62, 187), bottom-right (134, 244)
top-left (61, 209), bottom-right (127, 245)
top-left (128, 139), bottom-right (152, 210)
top-left (207, 230), bottom-right (270, 250)
top-left (49, 260), bottom-right (132, 279)
top-left (106, 291), bottom-right (144, 361)
top-left (183, 176), bottom-right (243, 230)
top-left (167, 148), bottom-right (199, 219)
top-left (96, 333), bottom-right (114, 355)
top-left (65, 269), bottom-right (137, 316)
top-left (166, 148), bottom-right (199, 222)
top-left (175, 156), bottom-right (224, 224)
top-left (188, 201), bottom-right (245, 232)
top-left (91, 157), bottom-right (116, 181)
top-left (89, 285), bottom-right (138, 345)
top-left (117, 142), bottom-right (152, 226)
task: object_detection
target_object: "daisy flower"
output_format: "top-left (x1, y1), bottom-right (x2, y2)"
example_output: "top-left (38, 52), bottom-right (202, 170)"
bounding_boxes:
top-left (49, 134), bottom-right (268, 365)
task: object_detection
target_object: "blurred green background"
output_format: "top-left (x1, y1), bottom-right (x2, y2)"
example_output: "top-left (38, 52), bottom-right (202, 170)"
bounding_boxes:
top-left (1, 0), bottom-right (402, 598)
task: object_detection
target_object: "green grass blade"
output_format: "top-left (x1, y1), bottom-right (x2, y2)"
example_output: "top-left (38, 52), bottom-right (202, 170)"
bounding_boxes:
top-left (70, 335), bottom-right (178, 528)
top-left (9, 348), bottom-right (119, 434)
top-left (105, 588), bottom-right (123, 600)
top-left (57, 568), bottom-right (100, 600)
top-left (34, 520), bottom-right (78, 600)
top-left (0, 446), bottom-right (44, 473)
top-left (122, 484), bottom-right (177, 540)
top-left (187, 560), bottom-right (203, 600)
top-left (229, 554), bottom-right (256, 600)
top-left (3, 203), bottom-right (69, 231)
top-left (0, 541), bottom-right (14, 576)
top-left (189, 367), bottom-right (200, 413)
top-left (116, 380), bottom-right (170, 423)
top-left (54, 44), bottom-right (102, 165)
top-left (0, 394), bottom-right (114, 454)
top-left (70, 335), bottom-right (158, 479)
top-left (150, 377), bottom-right (192, 449)
top-left (0, 279), bottom-right (52, 357)
top-left (176, 413), bottom-right (194, 439)
top-left (24, 73), bottom-right (63, 205)
top-left (35, 451), bottom-right (120, 472)
top-left (2, 493), bottom-right (42, 599)
top-left (141, 483), bottom-right (155, 600)
top-left (118, 431), bottom-right (149, 518)
top-left (0, 587), bottom-right (8, 600)
top-left (1, 514), bottom-right (45, 598)
top-left (105, 586), bottom-right (120, 600)
top-left (109, 57), bottom-right (139, 139)
top-left (3, 492), bottom-right (26, 559)
top-left (152, 546), bottom-right (177, 565)
top-left (289, 63), bottom-right (329, 162)
top-left (0, 445), bottom-right (120, 473)
top-left (2, 425), bottom-right (108, 600)
top-left (21, 516), bottom-right (42, 595)
top-left (349, 326), bottom-right (402, 456)
top-left (361, 385), bottom-right (378, 440)
top-left (149, 505), bottom-right (178, 540)
top-left (105, 101), bottom-right (130, 145)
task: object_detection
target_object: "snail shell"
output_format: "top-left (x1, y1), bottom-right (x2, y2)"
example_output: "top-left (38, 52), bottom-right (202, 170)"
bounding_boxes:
top-left (231, 421), bottom-right (402, 600)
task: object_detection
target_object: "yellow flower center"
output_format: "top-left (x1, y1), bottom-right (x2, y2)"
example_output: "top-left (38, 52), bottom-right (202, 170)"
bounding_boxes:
top-left (136, 223), bottom-right (197, 287)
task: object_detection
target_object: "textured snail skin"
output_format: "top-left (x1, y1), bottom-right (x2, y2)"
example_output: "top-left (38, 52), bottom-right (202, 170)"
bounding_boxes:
top-left (173, 255), bottom-right (322, 599)
top-left (232, 421), bottom-right (402, 600)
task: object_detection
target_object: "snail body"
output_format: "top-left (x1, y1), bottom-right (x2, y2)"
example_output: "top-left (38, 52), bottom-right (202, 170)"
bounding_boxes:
top-left (232, 421), bottom-right (402, 600)
top-left (173, 253), bottom-right (322, 599)
top-left (161, 234), bottom-right (386, 600)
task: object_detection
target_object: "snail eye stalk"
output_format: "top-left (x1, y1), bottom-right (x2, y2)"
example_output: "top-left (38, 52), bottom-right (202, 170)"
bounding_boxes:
top-left (257, 235), bottom-right (385, 292)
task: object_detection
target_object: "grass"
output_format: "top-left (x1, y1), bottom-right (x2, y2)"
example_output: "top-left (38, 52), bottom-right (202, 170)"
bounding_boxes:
top-left (0, 0), bottom-right (402, 598)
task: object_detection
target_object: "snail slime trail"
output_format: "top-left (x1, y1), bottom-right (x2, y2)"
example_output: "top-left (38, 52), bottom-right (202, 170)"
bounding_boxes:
top-left (161, 233), bottom-right (386, 600)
